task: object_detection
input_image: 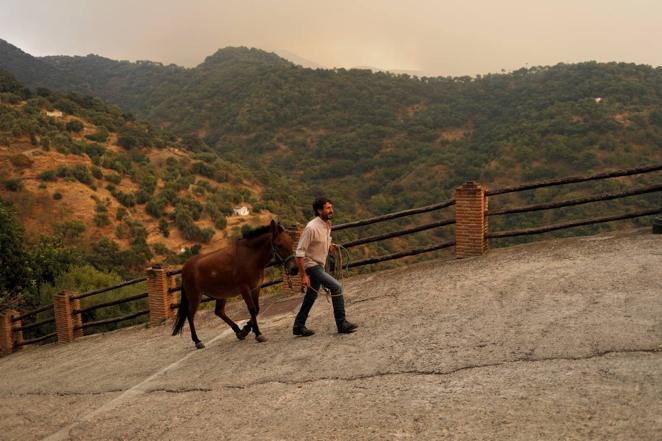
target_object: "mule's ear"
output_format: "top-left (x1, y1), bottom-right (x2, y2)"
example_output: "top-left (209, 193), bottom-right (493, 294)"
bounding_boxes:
top-left (270, 219), bottom-right (277, 237)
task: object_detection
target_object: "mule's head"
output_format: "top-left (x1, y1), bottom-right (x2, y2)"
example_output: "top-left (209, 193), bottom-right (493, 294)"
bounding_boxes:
top-left (270, 220), bottom-right (298, 276)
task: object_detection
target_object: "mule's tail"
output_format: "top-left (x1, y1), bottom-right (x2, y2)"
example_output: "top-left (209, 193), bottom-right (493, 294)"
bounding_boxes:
top-left (172, 285), bottom-right (188, 336)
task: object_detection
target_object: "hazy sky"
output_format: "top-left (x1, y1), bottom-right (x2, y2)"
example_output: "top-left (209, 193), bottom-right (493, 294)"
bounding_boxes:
top-left (2, 0), bottom-right (662, 76)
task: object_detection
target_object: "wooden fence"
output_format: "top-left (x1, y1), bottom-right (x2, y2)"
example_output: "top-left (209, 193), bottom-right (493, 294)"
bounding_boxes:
top-left (1, 162), bottom-right (661, 356)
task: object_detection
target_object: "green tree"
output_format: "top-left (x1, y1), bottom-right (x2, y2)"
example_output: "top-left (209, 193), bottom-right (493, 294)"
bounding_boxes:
top-left (0, 200), bottom-right (33, 308)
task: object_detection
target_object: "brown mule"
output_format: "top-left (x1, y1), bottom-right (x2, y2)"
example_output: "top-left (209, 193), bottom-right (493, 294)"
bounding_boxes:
top-left (172, 220), bottom-right (297, 348)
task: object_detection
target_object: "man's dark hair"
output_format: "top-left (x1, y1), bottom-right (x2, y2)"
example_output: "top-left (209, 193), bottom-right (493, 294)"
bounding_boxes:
top-left (313, 196), bottom-right (332, 216)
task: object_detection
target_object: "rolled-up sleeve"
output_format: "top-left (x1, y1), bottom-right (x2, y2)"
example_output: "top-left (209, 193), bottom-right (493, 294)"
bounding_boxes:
top-left (295, 227), bottom-right (312, 258)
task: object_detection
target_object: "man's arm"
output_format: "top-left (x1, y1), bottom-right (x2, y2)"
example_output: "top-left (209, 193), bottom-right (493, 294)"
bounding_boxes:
top-left (295, 227), bottom-right (313, 289)
top-left (296, 257), bottom-right (310, 289)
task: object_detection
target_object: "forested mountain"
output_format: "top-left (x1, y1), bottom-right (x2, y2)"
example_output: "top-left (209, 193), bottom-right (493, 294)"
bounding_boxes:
top-left (1, 39), bottom-right (661, 257)
top-left (0, 69), bottom-right (277, 309)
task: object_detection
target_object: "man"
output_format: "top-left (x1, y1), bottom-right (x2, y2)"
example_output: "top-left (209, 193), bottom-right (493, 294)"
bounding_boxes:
top-left (292, 197), bottom-right (358, 336)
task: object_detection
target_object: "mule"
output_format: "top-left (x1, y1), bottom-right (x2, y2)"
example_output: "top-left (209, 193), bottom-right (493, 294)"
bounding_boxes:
top-left (172, 220), bottom-right (298, 348)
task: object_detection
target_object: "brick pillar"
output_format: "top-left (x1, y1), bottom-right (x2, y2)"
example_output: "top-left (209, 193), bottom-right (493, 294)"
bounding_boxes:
top-left (71, 296), bottom-right (83, 338)
top-left (53, 291), bottom-right (75, 344)
top-left (147, 266), bottom-right (169, 326)
top-left (11, 312), bottom-right (23, 351)
top-left (455, 181), bottom-right (488, 258)
top-left (282, 227), bottom-right (303, 296)
top-left (0, 310), bottom-right (16, 356)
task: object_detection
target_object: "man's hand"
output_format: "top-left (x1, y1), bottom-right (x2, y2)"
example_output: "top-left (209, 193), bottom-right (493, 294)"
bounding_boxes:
top-left (301, 273), bottom-right (311, 292)
top-left (329, 243), bottom-right (338, 252)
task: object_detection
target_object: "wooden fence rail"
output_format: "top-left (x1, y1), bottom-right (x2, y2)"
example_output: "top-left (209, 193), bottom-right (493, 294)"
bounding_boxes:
top-left (333, 198), bottom-right (455, 231)
top-left (487, 183), bottom-right (662, 217)
top-left (486, 208), bottom-right (659, 239)
top-left (72, 292), bottom-right (148, 315)
top-left (485, 163), bottom-right (662, 196)
top-left (71, 277), bottom-right (147, 300)
top-left (12, 304), bottom-right (52, 322)
top-left (2, 162), bottom-right (661, 356)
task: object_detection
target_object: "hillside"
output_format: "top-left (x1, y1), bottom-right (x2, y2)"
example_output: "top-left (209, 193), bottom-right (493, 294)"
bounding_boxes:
top-left (1, 39), bottom-right (661, 236)
top-left (0, 70), bottom-right (274, 283)
top-left (1, 229), bottom-right (661, 440)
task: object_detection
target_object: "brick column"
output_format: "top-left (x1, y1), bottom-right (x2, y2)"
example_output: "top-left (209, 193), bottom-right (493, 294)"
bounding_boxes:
top-left (0, 310), bottom-right (16, 356)
top-left (53, 291), bottom-right (75, 344)
top-left (455, 181), bottom-right (488, 258)
top-left (282, 227), bottom-right (303, 296)
top-left (11, 312), bottom-right (23, 351)
top-left (71, 296), bottom-right (83, 338)
top-left (147, 266), bottom-right (169, 326)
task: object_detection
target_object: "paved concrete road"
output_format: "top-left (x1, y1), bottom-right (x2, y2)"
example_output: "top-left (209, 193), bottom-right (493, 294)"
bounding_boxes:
top-left (1, 229), bottom-right (661, 440)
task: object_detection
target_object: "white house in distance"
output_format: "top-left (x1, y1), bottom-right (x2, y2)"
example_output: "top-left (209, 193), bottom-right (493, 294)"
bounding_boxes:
top-left (233, 206), bottom-right (250, 216)
top-left (46, 110), bottom-right (63, 117)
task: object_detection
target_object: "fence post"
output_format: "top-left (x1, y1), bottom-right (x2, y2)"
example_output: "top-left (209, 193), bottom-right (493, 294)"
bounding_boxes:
top-left (53, 291), bottom-right (76, 344)
top-left (11, 312), bottom-right (23, 351)
top-left (455, 181), bottom-right (488, 258)
top-left (71, 295), bottom-right (83, 338)
top-left (0, 310), bottom-right (16, 356)
top-left (147, 266), bottom-right (169, 326)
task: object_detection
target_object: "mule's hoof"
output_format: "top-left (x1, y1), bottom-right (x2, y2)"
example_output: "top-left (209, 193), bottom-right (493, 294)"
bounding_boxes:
top-left (255, 335), bottom-right (267, 343)
top-left (235, 332), bottom-right (246, 341)
top-left (195, 341), bottom-right (205, 349)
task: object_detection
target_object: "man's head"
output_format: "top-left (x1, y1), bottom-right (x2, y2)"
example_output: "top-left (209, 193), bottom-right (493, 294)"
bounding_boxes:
top-left (313, 196), bottom-right (333, 221)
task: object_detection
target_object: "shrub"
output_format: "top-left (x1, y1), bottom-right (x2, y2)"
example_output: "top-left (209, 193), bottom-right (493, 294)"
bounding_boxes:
top-left (158, 219), bottom-right (170, 237)
top-left (10, 154), bottom-right (33, 168)
top-left (125, 219), bottom-right (148, 244)
top-left (152, 242), bottom-right (171, 256)
top-left (116, 206), bottom-right (127, 221)
top-left (112, 190), bottom-right (136, 207)
top-left (94, 213), bottom-right (110, 227)
top-left (85, 127), bottom-right (109, 142)
top-left (174, 206), bottom-right (214, 243)
top-left (214, 215), bottom-right (227, 230)
top-left (117, 125), bottom-right (151, 149)
top-left (135, 190), bottom-right (150, 205)
top-left (145, 198), bottom-right (166, 219)
top-left (66, 119), bottom-right (84, 132)
top-left (105, 173), bottom-right (122, 184)
top-left (38, 170), bottom-right (57, 181)
top-left (105, 174), bottom-right (122, 185)
top-left (52, 133), bottom-right (73, 152)
top-left (91, 166), bottom-right (103, 179)
top-left (191, 162), bottom-right (215, 178)
top-left (55, 221), bottom-right (86, 239)
top-left (4, 179), bottom-right (23, 192)
top-left (84, 143), bottom-right (107, 161)
top-left (115, 223), bottom-right (129, 239)
top-left (71, 165), bottom-right (93, 185)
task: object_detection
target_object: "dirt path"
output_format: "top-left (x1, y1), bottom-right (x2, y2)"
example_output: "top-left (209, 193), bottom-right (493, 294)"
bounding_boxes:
top-left (1, 229), bottom-right (661, 440)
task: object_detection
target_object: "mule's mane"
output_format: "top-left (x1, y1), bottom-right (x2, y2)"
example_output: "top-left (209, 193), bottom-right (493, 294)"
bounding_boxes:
top-left (241, 224), bottom-right (275, 240)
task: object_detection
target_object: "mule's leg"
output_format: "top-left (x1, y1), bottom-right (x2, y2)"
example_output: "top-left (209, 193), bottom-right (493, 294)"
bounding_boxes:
top-left (240, 320), bottom-right (252, 338)
top-left (187, 290), bottom-right (204, 349)
top-left (240, 285), bottom-right (265, 342)
top-left (214, 299), bottom-right (246, 340)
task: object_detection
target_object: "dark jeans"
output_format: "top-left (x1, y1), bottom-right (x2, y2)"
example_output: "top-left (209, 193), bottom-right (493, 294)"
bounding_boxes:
top-left (294, 265), bottom-right (346, 328)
